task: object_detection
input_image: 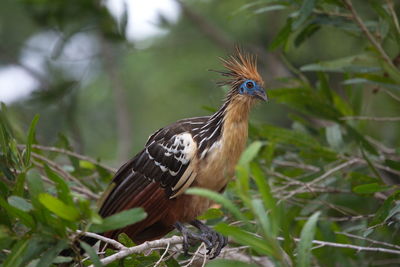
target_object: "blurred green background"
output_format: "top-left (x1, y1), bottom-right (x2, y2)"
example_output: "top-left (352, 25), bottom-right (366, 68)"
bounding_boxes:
top-left (2, 0), bottom-right (396, 166)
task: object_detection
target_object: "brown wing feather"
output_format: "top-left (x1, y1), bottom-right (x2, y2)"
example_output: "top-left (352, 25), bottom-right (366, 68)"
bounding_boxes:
top-left (98, 119), bottom-right (201, 243)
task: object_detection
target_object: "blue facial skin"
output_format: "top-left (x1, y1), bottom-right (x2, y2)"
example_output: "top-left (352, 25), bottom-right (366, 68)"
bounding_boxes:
top-left (238, 79), bottom-right (268, 101)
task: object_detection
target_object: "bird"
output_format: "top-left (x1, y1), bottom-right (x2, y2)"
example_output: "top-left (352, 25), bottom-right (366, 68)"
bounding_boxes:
top-left (97, 49), bottom-right (267, 258)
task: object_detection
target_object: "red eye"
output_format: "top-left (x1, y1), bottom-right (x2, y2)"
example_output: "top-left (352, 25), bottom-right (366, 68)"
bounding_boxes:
top-left (246, 81), bottom-right (254, 89)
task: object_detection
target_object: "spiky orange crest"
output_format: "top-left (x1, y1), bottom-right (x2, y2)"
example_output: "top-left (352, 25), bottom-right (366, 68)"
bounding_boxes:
top-left (219, 48), bottom-right (264, 89)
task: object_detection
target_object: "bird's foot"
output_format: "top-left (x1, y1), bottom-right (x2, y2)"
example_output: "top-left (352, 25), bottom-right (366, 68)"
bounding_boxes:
top-left (174, 220), bottom-right (227, 259)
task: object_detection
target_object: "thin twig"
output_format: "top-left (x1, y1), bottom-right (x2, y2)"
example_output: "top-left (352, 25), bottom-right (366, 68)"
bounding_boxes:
top-left (88, 236), bottom-right (183, 267)
top-left (19, 144), bottom-right (117, 173)
top-left (313, 9), bottom-right (352, 18)
top-left (295, 214), bottom-right (374, 222)
top-left (283, 159), bottom-right (359, 200)
top-left (381, 87), bottom-right (400, 102)
top-left (340, 116), bottom-right (400, 121)
top-left (154, 241), bottom-right (171, 267)
top-left (273, 159), bottom-right (321, 172)
top-left (30, 154), bottom-right (98, 200)
top-left (365, 136), bottom-right (397, 154)
top-left (76, 230), bottom-right (127, 250)
top-left (276, 236), bottom-right (400, 255)
top-left (342, 0), bottom-right (396, 69)
top-left (336, 231), bottom-right (400, 250)
top-left (182, 242), bottom-right (206, 267)
top-left (385, 0), bottom-right (400, 36)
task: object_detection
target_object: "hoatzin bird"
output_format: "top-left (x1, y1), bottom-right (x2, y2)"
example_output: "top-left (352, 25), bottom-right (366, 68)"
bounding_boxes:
top-left (98, 50), bottom-right (267, 258)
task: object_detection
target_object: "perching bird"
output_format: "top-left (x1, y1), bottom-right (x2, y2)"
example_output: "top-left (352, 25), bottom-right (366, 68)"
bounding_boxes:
top-left (98, 49), bottom-right (267, 258)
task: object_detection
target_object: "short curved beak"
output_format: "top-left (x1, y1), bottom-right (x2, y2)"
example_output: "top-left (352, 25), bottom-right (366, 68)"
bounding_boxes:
top-left (255, 89), bottom-right (268, 102)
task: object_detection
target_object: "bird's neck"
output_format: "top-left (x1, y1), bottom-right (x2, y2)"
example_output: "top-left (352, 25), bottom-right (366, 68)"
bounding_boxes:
top-left (219, 95), bottom-right (252, 162)
top-left (195, 94), bottom-right (253, 159)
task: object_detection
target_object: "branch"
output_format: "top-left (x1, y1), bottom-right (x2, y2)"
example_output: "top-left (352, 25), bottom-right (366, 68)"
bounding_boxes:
top-left (19, 144), bottom-right (117, 173)
top-left (282, 158), bottom-right (359, 200)
top-left (340, 116), bottom-right (400, 121)
top-left (295, 214), bottom-right (374, 222)
top-left (385, 0), bottom-right (400, 36)
top-left (273, 159), bottom-right (321, 172)
top-left (342, 0), bottom-right (396, 69)
top-left (276, 236), bottom-right (400, 255)
top-left (76, 230), bottom-right (127, 250)
top-left (86, 232), bottom-right (400, 267)
top-left (88, 236), bottom-right (183, 267)
top-left (30, 152), bottom-right (98, 200)
top-left (336, 231), bottom-right (400, 250)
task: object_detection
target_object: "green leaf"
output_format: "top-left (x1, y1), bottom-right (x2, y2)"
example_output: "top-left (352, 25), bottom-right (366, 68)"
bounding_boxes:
top-left (198, 208), bottom-right (224, 220)
top-left (80, 241), bottom-right (103, 267)
top-left (14, 172), bottom-right (26, 197)
top-left (27, 170), bottom-right (45, 197)
top-left (215, 223), bottom-right (275, 256)
top-left (206, 259), bottom-right (259, 267)
top-left (90, 208), bottom-right (146, 233)
top-left (186, 188), bottom-right (247, 222)
top-left (44, 165), bottom-right (73, 206)
top-left (370, 191), bottom-right (400, 226)
top-left (300, 54), bottom-right (381, 73)
top-left (353, 183), bottom-right (391, 194)
top-left (297, 211), bottom-right (320, 267)
top-left (238, 141), bottom-right (263, 166)
top-left (38, 193), bottom-right (80, 221)
top-left (269, 19), bottom-right (292, 50)
top-left (295, 23), bottom-right (320, 47)
top-left (325, 124), bottom-right (343, 150)
top-left (0, 196), bottom-right (35, 228)
top-left (118, 232), bottom-right (136, 247)
top-left (292, 0), bottom-right (316, 30)
top-left (251, 163), bottom-right (279, 235)
top-left (24, 114), bottom-right (39, 167)
top-left (8, 196), bottom-right (33, 212)
top-left (3, 239), bottom-right (29, 267)
top-left (254, 5), bottom-right (286, 14)
top-left (37, 241), bottom-right (68, 267)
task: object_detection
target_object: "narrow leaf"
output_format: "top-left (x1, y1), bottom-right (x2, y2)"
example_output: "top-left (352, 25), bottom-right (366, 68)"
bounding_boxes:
top-left (80, 241), bottom-right (103, 267)
top-left (89, 208), bottom-right (146, 233)
top-left (25, 114), bottom-right (39, 166)
top-left (297, 211), bottom-right (320, 267)
top-left (186, 188), bottom-right (247, 222)
top-left (38, 193), bottom-right (80, 221)
top-left (293, 0), bottom-right (316, 29)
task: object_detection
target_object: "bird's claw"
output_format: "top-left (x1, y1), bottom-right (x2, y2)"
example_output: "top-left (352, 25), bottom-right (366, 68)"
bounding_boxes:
top-left (175, 220), bottom-right (227, 259)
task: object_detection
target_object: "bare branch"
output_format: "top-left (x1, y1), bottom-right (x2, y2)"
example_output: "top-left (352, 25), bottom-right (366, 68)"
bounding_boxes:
top-left (336, 231), bottom-right (400, 250)
top-left (381, 87), bottom-right (400, 102)
top-left (295, 214), bottom-right (374, 222)
top-left (273, 159), bottom-right (321, 172)
top-left (76, 230), bottom-right (127, 250)
top-left (385, 0), bottom-right (400, 36)
top-left (340, 116), bottom-right (400, 122)
top-left (342, 0), bottom-right (397, 70)
top-left (88, 236), bottom-right (183, 267)
top-left (276, 236), bottom-right (400, 255)
top-left (30, 153), bottom-right (98, 200)
top-left (154, 241), bottom-right (171, 267)
top-left (19, 144), bottom-right (117, 173)
top-left (283, 159), bottom-right (359, 200)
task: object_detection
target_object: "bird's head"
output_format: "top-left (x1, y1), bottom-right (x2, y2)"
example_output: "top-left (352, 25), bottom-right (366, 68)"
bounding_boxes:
top-left (219, 49), bottom-right (267, 102)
